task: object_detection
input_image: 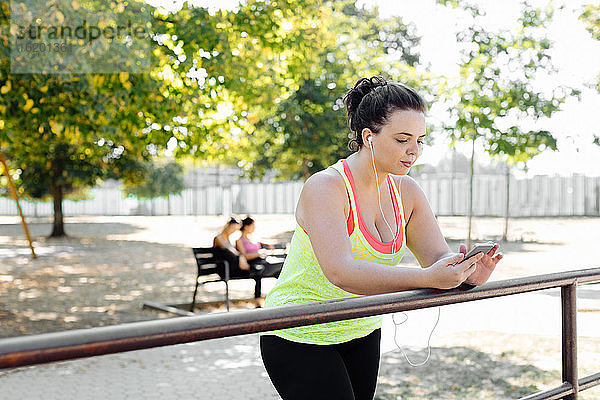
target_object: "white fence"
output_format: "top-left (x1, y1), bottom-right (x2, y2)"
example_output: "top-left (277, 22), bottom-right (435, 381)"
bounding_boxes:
top-left (0, 182), bottom-right (305, 217)
top-left (1, 175), bottom-right (599, 217)
top-left (417, 174), bottom-right (600, 217)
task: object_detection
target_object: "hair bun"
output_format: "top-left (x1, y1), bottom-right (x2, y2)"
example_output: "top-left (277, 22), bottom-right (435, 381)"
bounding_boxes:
top-left (347, 77), bottom-right (387, 110)
top-left (241, 216), bottom-right (254, 228)
top-left (344, 76), bottom-right (388, 137)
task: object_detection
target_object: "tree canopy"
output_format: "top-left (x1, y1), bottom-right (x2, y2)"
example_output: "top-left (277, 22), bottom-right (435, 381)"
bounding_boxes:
top-left (148, 0), bottom-right (426, 180)
top-left (0, 0), bottom-right (592, 236)
top-left (122, 160), bottom-right (184, 200)
top-left (580, 4), bottom-right (600, 146)
top-left (242, 0), bottom-right (425, 180)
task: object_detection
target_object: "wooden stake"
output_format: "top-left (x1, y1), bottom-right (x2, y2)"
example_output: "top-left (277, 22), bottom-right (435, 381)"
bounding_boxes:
top-left (0, 151), bottom-right (37, 258)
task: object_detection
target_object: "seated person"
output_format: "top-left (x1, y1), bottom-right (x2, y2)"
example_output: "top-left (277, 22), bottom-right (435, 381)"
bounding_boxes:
top-left (212, 217), bottom-right (254, 278)
top-left (236, 216), bottom-right (283, 278)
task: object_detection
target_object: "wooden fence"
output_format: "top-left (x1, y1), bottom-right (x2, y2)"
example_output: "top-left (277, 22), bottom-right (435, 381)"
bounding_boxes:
top-left (1, 174), bottom-right (599, 217)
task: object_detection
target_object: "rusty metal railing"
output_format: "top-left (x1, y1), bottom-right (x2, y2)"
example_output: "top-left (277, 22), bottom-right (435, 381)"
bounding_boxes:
top-left (1, 267), bottom-right (600, 399)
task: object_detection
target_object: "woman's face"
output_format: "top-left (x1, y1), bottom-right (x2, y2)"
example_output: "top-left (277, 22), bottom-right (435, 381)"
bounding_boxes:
top-left (245, 222), bottom-right (256, 234)
top-left (364, 109), bottom-right (426, 175)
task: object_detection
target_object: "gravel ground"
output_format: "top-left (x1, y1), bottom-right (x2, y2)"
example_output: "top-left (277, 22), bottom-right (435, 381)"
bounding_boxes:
top-left (1, 214), bottom-right (599, 399)
top-left (0, 215), bottom-right (298, 337)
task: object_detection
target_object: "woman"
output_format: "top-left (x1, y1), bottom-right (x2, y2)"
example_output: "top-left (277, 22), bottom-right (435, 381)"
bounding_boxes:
top-left (236, 216), bottom-right (283, 279)
top-left (236, 216), bottom-right (275, 261)
top-left (212, 217), bottom-right (251, 275)
top-left (260, 76), bottom-right (503, 400)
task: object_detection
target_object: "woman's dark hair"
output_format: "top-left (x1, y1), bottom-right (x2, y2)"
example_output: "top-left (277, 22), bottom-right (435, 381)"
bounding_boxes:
top-left (344, 76), bottom-right (426, 151)
top-left (226, 217), bottom-right (241, 226)
top-left (240, 216), bottom-right (254, 231)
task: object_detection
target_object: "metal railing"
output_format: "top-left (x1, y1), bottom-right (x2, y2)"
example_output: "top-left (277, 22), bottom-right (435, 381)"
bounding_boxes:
top-left (1, 267), bottom-right (600, 399)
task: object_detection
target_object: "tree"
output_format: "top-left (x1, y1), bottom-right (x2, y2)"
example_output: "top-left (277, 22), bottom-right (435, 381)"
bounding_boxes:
top-left (439, 1), bottom-right (578, 245)
top-left (580, 4), bottom-right (600, 146)
top-left (149, 0), bottom-right (429, 180)
top-left (0, 1), bottom-right (189, 236)
top-left (0, 150), bottom-right (36, 257)
top-left (580, 5), bottom-right (600, 50)
top-left (241, 0), bottom-right (426, 180)
top-left (146, 0), bottom-right (330, 169)
top-left (122, 160), bottom-right (185, 215)
top-left (3, 0), bottom-right (350, 233)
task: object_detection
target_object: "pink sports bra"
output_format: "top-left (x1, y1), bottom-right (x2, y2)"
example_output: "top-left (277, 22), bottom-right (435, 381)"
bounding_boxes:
top-left (240, 236), bottom-right (262, 253)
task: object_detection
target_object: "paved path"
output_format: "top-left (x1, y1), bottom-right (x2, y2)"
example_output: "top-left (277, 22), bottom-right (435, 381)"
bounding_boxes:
top-left (0, 333), bottom-right (279, 400)
top-left (2, 285), bottom-right (599, 400)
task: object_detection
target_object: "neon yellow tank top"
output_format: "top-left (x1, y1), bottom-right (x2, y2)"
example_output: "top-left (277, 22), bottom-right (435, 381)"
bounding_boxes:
top-left (263, 159), bottom-right (407, 344)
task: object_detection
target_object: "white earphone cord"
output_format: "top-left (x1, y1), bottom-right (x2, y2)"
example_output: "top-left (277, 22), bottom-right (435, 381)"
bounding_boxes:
top-left (369, 137), bottom-right (440, 367)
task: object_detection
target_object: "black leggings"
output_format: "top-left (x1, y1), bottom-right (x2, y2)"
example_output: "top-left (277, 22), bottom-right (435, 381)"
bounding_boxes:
top-left (249, 257), bottom-right (283, 278)
top-left (260, 329), bottom-right (381, 400)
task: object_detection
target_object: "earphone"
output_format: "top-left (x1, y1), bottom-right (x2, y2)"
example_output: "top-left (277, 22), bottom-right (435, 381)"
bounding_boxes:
top-left (367, 135), bottom-right (397, 261)
top-left (367, 134), bottom-right (440, 367)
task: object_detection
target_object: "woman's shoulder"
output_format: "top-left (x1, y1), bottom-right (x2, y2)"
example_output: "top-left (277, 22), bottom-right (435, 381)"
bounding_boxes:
top-left (296, 168), bottom-right (349, 224)
top-left (304, 168), bottom-right (346, 194)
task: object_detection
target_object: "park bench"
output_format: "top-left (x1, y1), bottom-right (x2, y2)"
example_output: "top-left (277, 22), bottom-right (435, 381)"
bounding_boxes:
top-left (190, 245), bottom-right (286, 312)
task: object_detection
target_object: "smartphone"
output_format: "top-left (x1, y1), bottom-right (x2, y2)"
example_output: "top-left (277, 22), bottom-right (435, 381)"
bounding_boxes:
top-left (462, 243), bottom-right (495, 262)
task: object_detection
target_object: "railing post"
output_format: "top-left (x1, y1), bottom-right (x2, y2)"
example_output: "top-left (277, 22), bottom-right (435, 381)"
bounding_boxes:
top-left (224, 260), bottom-right (230, 312)
top-left (562, 283), bottom-right (578, 399)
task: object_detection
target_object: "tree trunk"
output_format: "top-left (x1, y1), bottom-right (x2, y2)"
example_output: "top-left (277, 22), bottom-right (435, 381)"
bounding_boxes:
top-left (193, 157), bottom-right (198, 220)
top-left (0, 151), bottom-right (37, 256)
top-left (451, 149), bottom-right (456, 215)
top-left (302, 156), bottom-right (309, 181)
top-left (167, 195), bottom-right (171, 216)
top-left (503, 163), bottom-right (511, 241)
top-left (216, 165), bottom-right (222, 216)
top-left (467, 137), bottom-right (475, 250)
top-left (50, 178), bottom-right (66, 237)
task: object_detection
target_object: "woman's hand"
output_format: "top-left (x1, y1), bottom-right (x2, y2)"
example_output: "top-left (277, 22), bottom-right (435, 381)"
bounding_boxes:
top-left (426, 252), bottom-right (483, 290)
top-left (239, 256), bottom-right (251, 271)
top-left (460, 243), bottom-right (502, 286)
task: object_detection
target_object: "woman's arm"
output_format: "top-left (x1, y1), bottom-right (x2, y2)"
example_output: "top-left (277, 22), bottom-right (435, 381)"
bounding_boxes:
top-left (214, 235), bottom-right (237, 252)
top-left (296, 171), bottom-right (480, 296)
top-left (214, 236), bottom-right (250, 270)
top-left (397, 176), bottom-right (501, 285)
top-left (260, 242), bottom-right (275, 250)
top-left (236, 238), bottom-right (261, 261)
